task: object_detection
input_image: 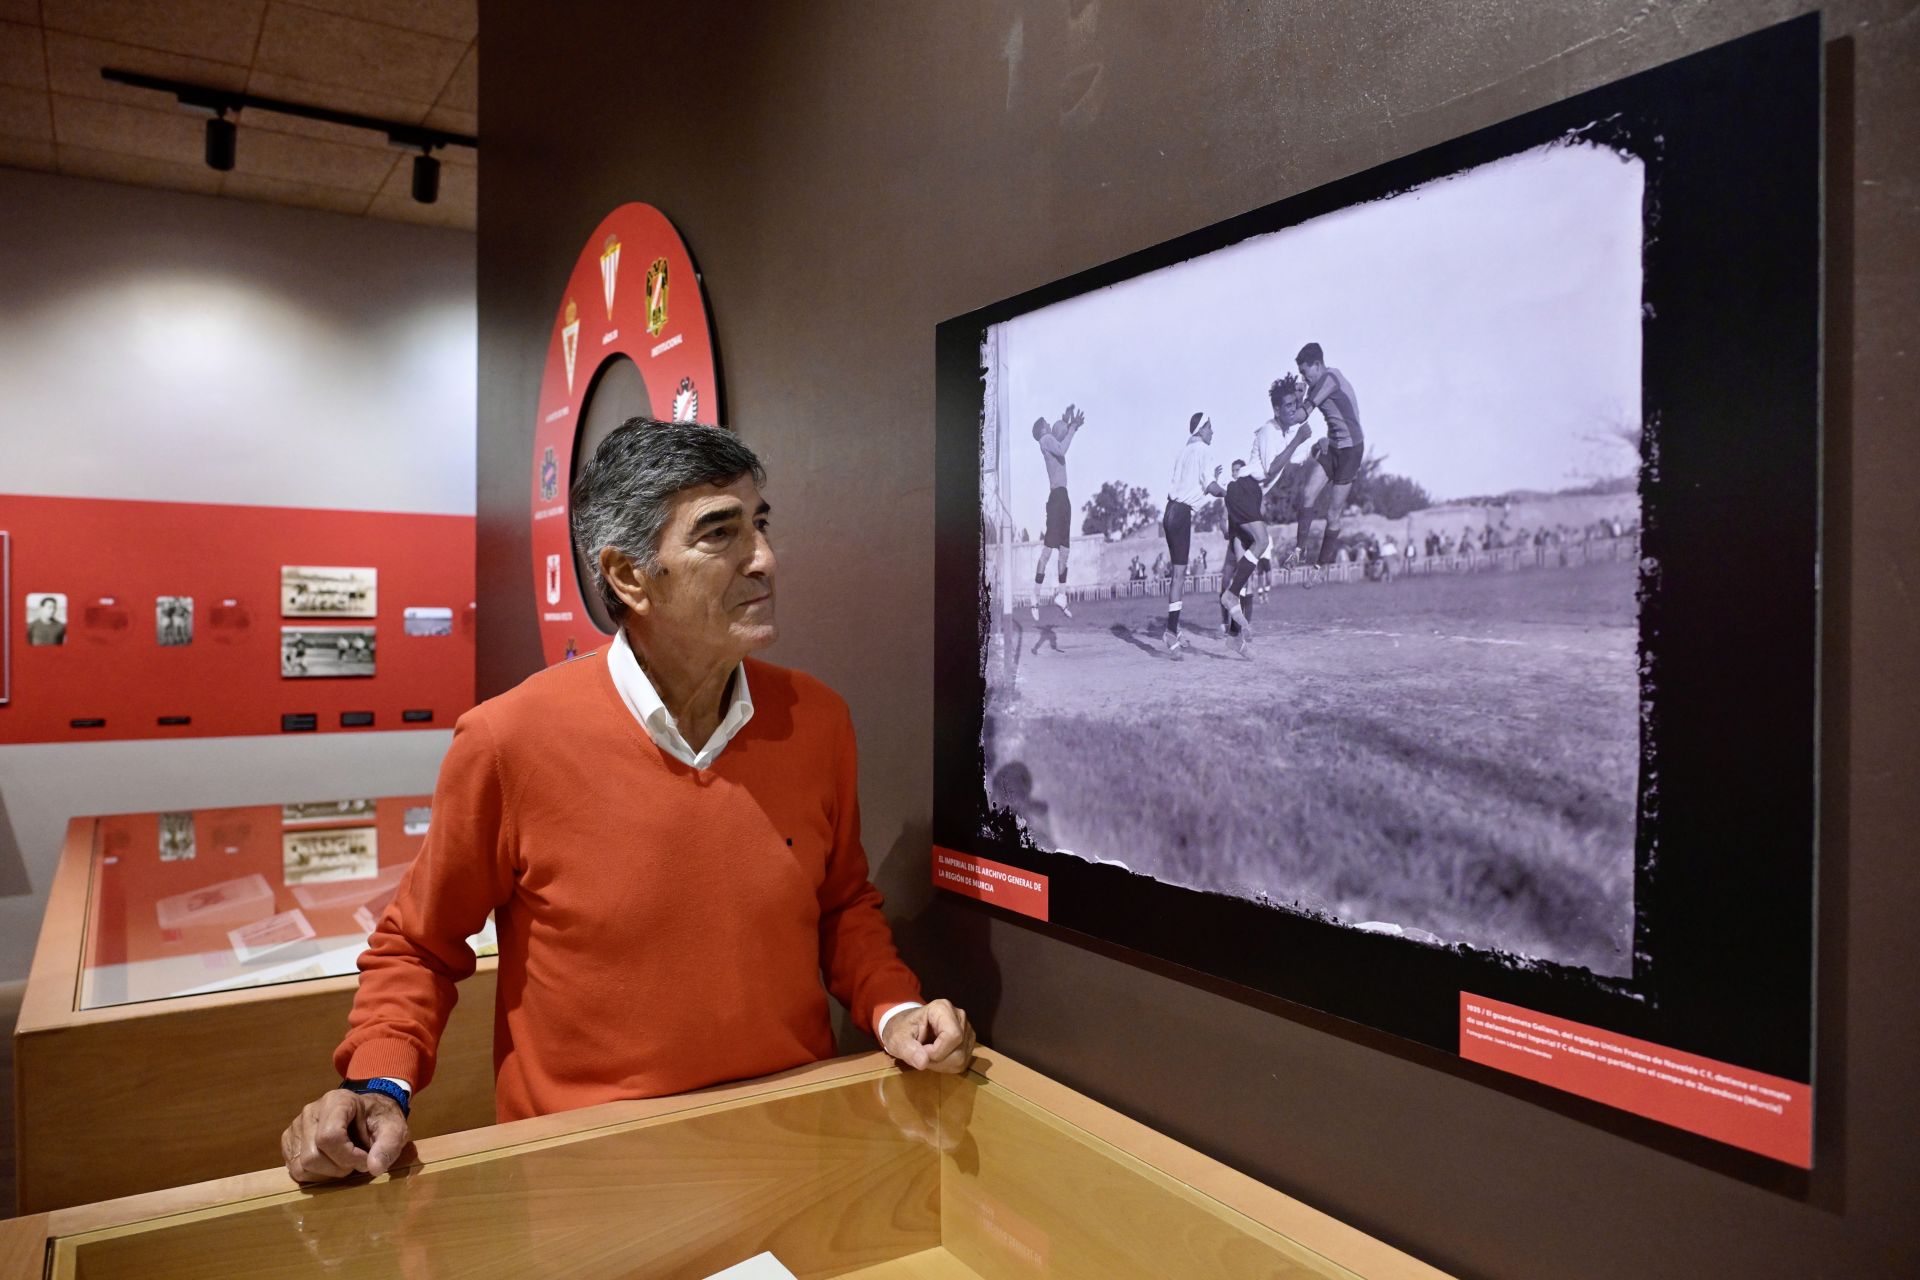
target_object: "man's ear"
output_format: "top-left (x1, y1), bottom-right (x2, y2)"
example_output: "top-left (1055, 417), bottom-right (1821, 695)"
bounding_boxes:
top-left (599, 546), bottom-right (653, 617)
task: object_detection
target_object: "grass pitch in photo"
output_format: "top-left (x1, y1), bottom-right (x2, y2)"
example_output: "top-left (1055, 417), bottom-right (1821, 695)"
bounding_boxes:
top-left (978, 138), bottom-right (1645, 976)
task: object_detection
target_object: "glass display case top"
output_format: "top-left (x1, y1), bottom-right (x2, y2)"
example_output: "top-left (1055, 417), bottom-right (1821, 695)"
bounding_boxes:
top-left (43, 1063), bottom-right (1377, 1279)
top-left (78, 795), bottom-right (494, 1011)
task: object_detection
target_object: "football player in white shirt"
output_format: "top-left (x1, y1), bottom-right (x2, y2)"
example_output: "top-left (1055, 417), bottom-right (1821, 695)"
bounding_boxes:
top-left (1244, 375), bottom-right (1313, 598)
top-left (1162, 413), bottom-right (1228, 658)
top-left (1221, 377), bottom-right (1312, 637)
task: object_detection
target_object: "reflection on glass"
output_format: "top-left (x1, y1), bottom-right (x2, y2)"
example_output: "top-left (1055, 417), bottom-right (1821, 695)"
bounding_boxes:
top-left (54, 1069), bottom-right (1369, 1280)
top-left (77, 796), bottom-right (493, 1011)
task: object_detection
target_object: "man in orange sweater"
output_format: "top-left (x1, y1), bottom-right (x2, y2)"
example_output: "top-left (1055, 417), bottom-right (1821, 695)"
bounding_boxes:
top-left (281, 419), bottom-right (972, 1183)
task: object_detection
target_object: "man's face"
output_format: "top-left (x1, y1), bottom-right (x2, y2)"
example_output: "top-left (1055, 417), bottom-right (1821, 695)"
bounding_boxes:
top-left (37, 599), bottom-right (55, 619)
top-left (634, 473), bottom-right (777, 660)
top-left (1274, 393), bottom-right (1307, 427)
top-left (1198, 421), bottom-right (1214, 444)
top-left (1231, 461), bottom-right (1246, 478)
top-left (1297, 359), bottom-right (1324, 385)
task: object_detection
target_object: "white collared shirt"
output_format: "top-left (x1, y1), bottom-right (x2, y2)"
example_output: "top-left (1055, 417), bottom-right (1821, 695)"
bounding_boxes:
top-left (607, 626), bottom-right (755, 769)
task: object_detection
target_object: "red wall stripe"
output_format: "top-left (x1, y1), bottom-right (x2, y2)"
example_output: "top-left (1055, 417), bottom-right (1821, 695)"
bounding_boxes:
top-left (0, 494), bottom-right (474, 744)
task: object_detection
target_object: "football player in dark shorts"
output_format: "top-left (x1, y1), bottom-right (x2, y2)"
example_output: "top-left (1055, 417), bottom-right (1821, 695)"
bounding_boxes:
top-left (1161, 413), bottom-right (1227, 658)
top-left (1294, 343), bottom-right (1366, 586)
top-left (1219, 460), bottom-right (1267, 655)
top-left (1030, 404), bottom-right (1085, 620)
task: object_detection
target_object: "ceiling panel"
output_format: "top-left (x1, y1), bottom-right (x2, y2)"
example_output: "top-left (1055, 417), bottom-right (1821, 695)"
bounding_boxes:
top-left (252, 3), bottom-right (462, 104)
top-left (0, 81), bottom-right (54, 138)
top-left (225, 119), bottom-right (392, 188)
top-left (434, 39), bottom-right (473, 111)
top-left (0, 132), bottom-right (55, 168)
top-left (291, 0), bottom-right (475, 44)
top-left (420, 101), bottom-right (472, 137)
top-left (58, 138), bottom-right (221, 192)
top-left (42, 0), bottom-right (267, 66)
top-left (222, 167), bottom-right (374, 213)
top-left (0, 19), bottom-right (45, 89)
top-left (51, 92), bottom-right (200, 159)
top-left (2, 0), bottom-right (475, 229)
top-left (43, 29), bottom-right (248, 107)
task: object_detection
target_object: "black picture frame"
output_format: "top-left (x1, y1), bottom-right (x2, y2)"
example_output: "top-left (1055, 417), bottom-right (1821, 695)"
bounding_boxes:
top-left (933, 16), bottom-right (1820, 1142)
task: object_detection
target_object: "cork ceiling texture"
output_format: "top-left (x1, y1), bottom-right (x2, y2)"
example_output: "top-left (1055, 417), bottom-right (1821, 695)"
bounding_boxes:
top-left (0, 0), bottom-right (476, 229)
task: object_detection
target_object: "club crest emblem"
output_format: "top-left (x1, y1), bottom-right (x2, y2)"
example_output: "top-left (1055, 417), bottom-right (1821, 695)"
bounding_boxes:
top-left (539, 446), bottom-right (559, 502)
top-left (645, 257), bottom-right (670, 336)
top-left (545, 554), bottom-right (562, 605)
top-left (672, 377), bottom-right (699, 423)
top-left (599, 235), bottom-right (621, 319)
top-left (560, 299), bottom-right (580, 393)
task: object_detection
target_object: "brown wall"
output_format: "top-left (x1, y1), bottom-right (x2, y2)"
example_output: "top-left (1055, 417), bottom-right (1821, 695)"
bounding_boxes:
top-left (475, 3), bottom-right (1920, 1275)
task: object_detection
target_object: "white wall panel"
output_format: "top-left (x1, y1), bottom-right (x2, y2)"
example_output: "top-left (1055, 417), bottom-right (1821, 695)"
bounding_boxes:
top-left (0, 168), bottom-right (475, 515)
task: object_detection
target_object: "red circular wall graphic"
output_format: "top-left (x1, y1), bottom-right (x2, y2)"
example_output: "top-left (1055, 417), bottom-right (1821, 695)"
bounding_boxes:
top-left (529, 204), bottom-right (719, 667)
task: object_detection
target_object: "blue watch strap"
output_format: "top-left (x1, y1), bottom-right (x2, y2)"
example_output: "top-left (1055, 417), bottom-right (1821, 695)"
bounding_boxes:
top-left (341, 1077), bottom-right (411, 1117)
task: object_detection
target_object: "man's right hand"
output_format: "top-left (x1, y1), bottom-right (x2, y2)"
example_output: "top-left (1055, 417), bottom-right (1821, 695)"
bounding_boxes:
top-left (281, 1088), bottom-right (410, 1184)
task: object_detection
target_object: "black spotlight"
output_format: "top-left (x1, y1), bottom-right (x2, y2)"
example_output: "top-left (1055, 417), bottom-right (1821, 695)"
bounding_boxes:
top-left (411, 150), bottom-right (440, 204)
top-left (204, 113), bottom-right (235, 171)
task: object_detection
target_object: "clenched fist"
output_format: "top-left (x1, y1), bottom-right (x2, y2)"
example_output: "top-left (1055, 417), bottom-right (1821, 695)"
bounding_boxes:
top-left (879, 998), bottom-right (976, 1074)
top-left (281, 1088), bottom-right (411, 1184)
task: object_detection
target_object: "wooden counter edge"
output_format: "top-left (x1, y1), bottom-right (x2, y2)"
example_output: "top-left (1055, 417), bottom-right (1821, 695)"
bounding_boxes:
top-left (6, 1046), bottom-right (1453, 1280)
top-left (14, 820), bottom-right (94, 1037)
top-left (0, 1049), bottom-right (903, 1275)
top-left (966, 1050), bottom-right (1454, 1280)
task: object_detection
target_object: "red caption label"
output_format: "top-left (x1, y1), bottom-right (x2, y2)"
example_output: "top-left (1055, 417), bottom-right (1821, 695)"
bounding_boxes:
top-left (1460, 992), bottom-right (1811, 1166)
top-left (932, 847), bottom-right (1049, 922)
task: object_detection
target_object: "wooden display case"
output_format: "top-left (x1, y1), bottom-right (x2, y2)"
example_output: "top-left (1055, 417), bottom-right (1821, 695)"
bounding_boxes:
top-left (0, 1049), bottom-right (1450, 1278)
top-left (12, 798), bottom-right (498, 1214)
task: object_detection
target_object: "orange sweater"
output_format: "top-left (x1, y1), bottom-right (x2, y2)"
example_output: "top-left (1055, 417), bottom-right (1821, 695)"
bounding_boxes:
top-left (334, 652), bottom-right (922, 1120)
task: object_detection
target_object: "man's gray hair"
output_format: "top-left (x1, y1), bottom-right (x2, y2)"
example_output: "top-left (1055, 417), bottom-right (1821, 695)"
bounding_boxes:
top-left (569, 418), bottom-right (766, 620)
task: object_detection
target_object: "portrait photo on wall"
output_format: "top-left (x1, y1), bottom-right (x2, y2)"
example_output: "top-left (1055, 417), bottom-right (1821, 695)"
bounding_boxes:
top-left (280, 626), bottom-right (376, 678)
top-left (934, 16), bottom-right (1822, 1165)
top-left (26, 591), bottom-right (66, 646)
top-left (156, 595), bottom-right (193, 646)
top-left (158, 811), bottom-right (196, 862)
top-left (280, 565), bottom-right (377, 618)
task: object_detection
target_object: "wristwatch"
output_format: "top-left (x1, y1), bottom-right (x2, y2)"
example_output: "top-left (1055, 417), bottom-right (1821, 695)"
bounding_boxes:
top-left (340, 1077), bottom-right (411, 1117)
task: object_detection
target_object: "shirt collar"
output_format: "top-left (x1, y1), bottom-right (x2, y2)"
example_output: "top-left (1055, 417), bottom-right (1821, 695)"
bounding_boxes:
top-left (608, 627), bottom-right (755, 770)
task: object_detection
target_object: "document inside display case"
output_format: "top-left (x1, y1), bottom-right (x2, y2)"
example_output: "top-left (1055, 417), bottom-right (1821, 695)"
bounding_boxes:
top-left (76, 795), bottom-right (494, 1010)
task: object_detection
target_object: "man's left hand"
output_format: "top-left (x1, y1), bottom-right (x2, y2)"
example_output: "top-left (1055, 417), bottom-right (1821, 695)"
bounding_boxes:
top-left (881, 999), bottom-right (975, 1073)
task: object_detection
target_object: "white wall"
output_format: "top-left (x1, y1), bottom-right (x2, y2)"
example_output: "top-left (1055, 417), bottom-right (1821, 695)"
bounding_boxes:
top-left (0, 168), bottom-right (476, 980)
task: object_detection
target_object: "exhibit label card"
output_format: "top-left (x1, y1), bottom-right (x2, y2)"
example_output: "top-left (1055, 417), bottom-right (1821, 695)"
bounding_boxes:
top-left (701, 1253), bottom-right (798, 1280)
top-left (1459, 993), bottom-right (1812, 1167)
top-left (934, 847), bottom-right (1049, 921)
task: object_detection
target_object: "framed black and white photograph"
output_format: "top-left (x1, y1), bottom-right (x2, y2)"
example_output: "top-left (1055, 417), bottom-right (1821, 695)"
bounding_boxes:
top-left (280, 565), bottom-right (378, 618)
top-left (156, 595), bottom-right (193, 646)
top-left (403, 605), bottom-right (454, 637)
top-left (282, 827), bottom-right (379, 886)
top-left (280, 625), bottom-right (377, 678)
top-left (25, 590), bottom-right (66, 647)
top-left (158, 811), bottom-right (196, 862)
top-left (281, 797), bottom-right (377, 825)
top-left (976, 134), bottom-right (1644, 976)
top-left (934, 17), bottom-right (1821, 1164)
